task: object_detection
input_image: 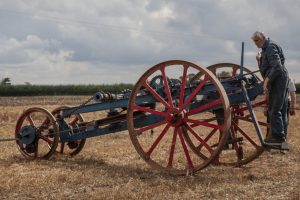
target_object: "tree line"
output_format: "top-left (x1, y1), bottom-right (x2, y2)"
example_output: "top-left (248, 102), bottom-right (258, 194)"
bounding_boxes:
top-left (0, 84), bottom-right (133, 96)
top-left (0, 77), bottom-right (299, 96)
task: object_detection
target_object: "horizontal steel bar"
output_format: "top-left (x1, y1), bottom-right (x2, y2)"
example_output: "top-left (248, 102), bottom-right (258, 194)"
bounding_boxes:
top-left (62, 95), bottom-right (155, 116)
top-left (60, 114), bottom-right (165, 142)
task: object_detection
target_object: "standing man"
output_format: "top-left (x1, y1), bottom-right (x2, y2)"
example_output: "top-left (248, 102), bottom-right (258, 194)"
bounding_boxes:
top-left (252, 31), bottom-right (289, 144)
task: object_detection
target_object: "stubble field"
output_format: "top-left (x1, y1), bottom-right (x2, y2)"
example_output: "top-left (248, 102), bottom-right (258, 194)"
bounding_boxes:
top-left (0, 96), bottom-right (299, 200)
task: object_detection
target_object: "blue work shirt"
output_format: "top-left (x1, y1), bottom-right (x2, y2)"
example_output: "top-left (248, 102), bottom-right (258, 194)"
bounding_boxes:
top-left (259, 38), bottom-right (287, 83)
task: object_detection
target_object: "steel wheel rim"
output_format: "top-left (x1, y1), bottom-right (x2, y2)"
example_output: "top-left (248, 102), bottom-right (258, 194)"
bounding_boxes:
top-left (208, 63), bottom-right (265, 166)
top-left (15, 107), bottom-right (59, 160)
top-left (127, 60), bottom-right (231, 175)
top-left (51, 106), bottom-right (86, 156)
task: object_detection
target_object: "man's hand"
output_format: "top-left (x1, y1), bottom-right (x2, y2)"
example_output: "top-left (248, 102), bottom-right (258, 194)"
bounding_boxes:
top-left (263, 93), bottom-right (268, 116)
top-left (256, 52), bottom-right (261, 66)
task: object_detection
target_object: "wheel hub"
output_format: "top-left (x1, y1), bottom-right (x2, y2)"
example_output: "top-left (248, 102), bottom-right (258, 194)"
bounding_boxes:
top-left (18, 125), bottom-right (37, 145)
top-left (168, 108), bottom-right (186, 127)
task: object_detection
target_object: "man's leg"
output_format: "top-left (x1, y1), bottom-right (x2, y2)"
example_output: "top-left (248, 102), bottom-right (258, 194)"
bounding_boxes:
top-left (282, 89), bottom-right (289, 139)
top-left (268, 74), bottom-right (288, 141)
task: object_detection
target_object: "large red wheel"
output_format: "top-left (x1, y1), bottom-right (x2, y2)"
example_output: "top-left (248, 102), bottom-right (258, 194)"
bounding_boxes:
top-left (207, 63), bottom-right (254, 77)
top-left (15, 107), bottom-right (59, 160)
top-left (207, 63), bottom-right (266, 166)
top-left (127, 60), bottom-right (231, 175)
top-left (51, 106), bottom-right (86, 156)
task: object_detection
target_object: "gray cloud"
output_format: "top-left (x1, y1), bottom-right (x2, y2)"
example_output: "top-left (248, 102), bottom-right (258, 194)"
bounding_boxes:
top-left (0, 0), bottom-right (299, 84)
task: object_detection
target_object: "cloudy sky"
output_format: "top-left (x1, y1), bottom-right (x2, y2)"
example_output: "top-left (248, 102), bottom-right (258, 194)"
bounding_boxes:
top-left (0, 0), bottom-right (299, 84)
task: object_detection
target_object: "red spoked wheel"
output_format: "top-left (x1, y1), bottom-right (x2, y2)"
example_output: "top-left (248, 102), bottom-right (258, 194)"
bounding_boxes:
top-left (207, 63), bottom-right (254, 77)
top-left (51, 106), bottom-right (86, 156)
top-left (127, 60), bottom-right (231, 175)
top-left (207, 63), bottom-right (267, 166)
top-left (15, 107), bottom-right (59, 160)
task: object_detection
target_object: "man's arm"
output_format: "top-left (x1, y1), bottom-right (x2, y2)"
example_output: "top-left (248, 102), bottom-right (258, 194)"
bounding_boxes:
top-left (266, 44), bottom-right (284, 83)
top-left (263, 77), bottom-right (269, 95)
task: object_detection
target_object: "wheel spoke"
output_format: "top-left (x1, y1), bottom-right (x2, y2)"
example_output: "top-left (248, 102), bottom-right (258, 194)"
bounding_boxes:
top-left (134, 120), bottom-right (167, 136)
top-left (196, 128), bottom-right (218, 150)
top-left (235, 100), bottom-right (267, 112)
top-left (232, 67), bottom-right (238, 76)
top-left (40, 118), bottom-right (50, 128)
top-left (39, 135), bottom-right (54, 145)
top-left (232, 121), bottom-right (260, 149)
top-left (167, 127), bottom-right (178, 167)
top-left (184, 118), bottom-right (223, 131)
top-left (143, 81), bottom-right (170, 109)
top-left (179, 76), bottom-right (209, 112)
top-left (146, 123), bottom-right (171, 157)
top-left (160, 65), bottom-right (174, 108)
top-left (26, 115), bottom-right (35, 126)
top-left (132, 104), bottom-right (169, 118)
top-left (236, 115), bottom-right (268, 127)
top-left (187, 71), bottom-right (205, 84)
top-left (36, 116), bottom-right (51, 132)
top-left (185, 124), bottom-right (214, 154)
top-left (70, 118), bottom-right (79, 126)
top-left (178, 127), bottom-right (194, 170)
top-left (179, 64), bottom-right (188, 106)
top-left (191, 116), bottom-right (218, 128)
top-left (187, 99), bottom-right (222, 116)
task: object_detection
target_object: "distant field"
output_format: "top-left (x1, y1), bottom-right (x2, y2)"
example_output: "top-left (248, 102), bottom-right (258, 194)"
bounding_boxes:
top-left (0, 96), bottom-right (299, 199)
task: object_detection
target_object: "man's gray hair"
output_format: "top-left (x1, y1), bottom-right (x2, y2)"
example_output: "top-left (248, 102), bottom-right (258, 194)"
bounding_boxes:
top-left (251, 31), bottom-right (267, 40)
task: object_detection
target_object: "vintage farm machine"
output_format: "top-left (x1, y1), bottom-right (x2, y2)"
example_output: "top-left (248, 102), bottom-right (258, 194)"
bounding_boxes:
top-left (4, 44), bottom-right (289, 175)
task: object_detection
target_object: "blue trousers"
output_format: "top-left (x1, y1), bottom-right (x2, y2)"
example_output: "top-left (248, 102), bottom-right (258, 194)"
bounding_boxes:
top-left (268, 72), bottom-right (289, 139)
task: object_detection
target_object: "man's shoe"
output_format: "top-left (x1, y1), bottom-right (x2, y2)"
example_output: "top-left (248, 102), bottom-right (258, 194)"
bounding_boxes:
top-left (264, 137), bottom-right (285, 144)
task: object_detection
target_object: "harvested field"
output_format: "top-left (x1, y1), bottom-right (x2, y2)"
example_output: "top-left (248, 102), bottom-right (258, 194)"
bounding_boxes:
top-left (0, 96), bottom-right (299, 200)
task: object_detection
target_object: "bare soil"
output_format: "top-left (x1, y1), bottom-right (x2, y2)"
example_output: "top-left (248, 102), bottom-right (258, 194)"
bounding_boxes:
top-left (0, 96), bottom-right (299, 200)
